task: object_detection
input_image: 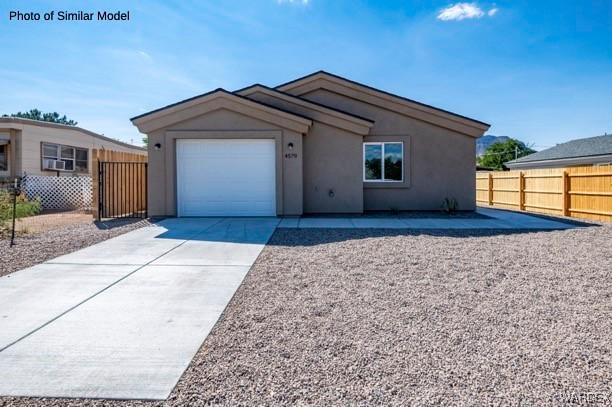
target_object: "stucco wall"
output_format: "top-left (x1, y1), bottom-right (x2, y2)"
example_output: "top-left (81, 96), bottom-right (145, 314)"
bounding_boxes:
top-left (301, 122), bottom-right (363, 213)
top-left (146, 108), bottom-right (303, 217)
top-left (244, 92), bottom-right (363, 213)
top-left (298, 89), bottom-right (477, 211)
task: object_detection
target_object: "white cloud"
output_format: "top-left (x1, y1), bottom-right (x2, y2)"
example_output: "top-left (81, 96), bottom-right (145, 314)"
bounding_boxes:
top-left (437, 3), bottom-right (499, 21)
top-left (136, 50), bottom-right (152, 60)
top-left (437, 3), bottom-right (484, 21)
top-left (277, 0), bottom-right (309, 5)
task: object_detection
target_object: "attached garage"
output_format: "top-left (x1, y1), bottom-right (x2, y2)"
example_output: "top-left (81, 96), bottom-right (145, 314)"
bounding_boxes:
top-left (131, 89), bottom-right (312, 217)
top-left (176, 139), bottom-right (276, 216)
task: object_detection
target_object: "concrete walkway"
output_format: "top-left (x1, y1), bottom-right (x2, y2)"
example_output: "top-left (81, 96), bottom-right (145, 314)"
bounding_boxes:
top-left (278, 207), bottom-right (578, 229)
top-left (0, 217), bottom-right (279, 400)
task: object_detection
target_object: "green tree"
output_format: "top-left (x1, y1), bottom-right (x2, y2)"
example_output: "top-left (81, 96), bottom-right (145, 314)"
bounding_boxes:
top-left (2, 109), bottom-right (77, 126)
top-left (142, 135), bottom-right (148, 146)
top-left (478, 138), bottom-right (535, 170)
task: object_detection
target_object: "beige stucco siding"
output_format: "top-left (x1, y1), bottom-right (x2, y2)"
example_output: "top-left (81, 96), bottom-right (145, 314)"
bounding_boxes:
top-left (298, 88), bottom-right (477, 211)
top-left (1, 122), bottom-right (144, 177)
top-left (301, 122), bottom-right (363, 213)
top-left (244, 91), bottom-right (364, 213)
top-left (146, 108), bottom-right (304, 217)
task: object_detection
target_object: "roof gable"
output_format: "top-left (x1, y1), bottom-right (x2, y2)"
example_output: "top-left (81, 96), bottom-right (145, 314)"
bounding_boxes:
top-left (276, 71), bottom-right (490, 138)
top-left (131, 89), bottom-right (312, 134)
top-left (236, 84), bottom-right (374, 135)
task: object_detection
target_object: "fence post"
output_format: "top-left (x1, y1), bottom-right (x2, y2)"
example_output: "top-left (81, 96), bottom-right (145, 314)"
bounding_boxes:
top-left (562, 171), bottom-right (569, 216)
top-left (144, 163), bottom-right (148, 218)
top-left (487, 173), bottom-right (493, 206)
top-left (92, 152), bottom-right (99, 220)
top-left (10, 177), bottom-right (19, 247)
top-left (519, 171), bottom-right (525, 211)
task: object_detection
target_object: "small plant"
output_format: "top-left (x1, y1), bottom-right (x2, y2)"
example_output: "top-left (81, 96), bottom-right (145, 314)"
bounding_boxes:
top-left (0, 190), bottom-right (42, 223)
top-left (441, 197), bottom-right (459, 214)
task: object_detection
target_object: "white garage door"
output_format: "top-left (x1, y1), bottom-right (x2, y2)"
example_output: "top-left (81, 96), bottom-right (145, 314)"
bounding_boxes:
top-left (176, 139), bottom-right (276, 217)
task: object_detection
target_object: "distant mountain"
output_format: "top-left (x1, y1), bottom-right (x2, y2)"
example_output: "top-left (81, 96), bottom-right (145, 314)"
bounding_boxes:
top-left (476, 135), bottom-right (511, 157)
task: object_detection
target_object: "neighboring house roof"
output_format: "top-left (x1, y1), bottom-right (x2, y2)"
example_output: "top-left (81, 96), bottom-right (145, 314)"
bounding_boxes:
top-left (235, 84), bottom-right (374, 135)
top-left (506, 134), bottom-right (612, 169)
top-left (275, 70), bottom-right (490, 137)
top-left (0, 117), bottom-right (145, 151)
top-left (131, 88), bottom-right (313, 134)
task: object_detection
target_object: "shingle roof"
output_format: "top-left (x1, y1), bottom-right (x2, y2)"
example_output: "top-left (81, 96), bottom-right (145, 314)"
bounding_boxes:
top-left (508, 134), bottom-right (612, 164)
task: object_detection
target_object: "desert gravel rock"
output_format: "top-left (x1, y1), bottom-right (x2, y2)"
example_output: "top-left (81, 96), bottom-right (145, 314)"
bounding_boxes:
top-left (1, 223), bottom-right (611, 406)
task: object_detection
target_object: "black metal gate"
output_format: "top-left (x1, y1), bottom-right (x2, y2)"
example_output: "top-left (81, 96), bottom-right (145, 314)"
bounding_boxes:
top-left (98, 161), bottom-right (147, 219)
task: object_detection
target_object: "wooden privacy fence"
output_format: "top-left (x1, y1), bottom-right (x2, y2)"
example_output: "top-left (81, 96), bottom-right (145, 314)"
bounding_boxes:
top-left (92, 149), bottom-right (148, 220)
top-left (476, 164), bottom-right (612, 222)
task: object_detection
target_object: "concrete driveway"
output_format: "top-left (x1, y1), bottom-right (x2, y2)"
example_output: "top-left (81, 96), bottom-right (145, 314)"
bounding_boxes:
top-left (0, 217), bottom-right (279, 400)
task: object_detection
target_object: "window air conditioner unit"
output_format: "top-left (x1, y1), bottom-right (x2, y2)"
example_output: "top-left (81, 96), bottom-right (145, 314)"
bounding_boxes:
top-left (43, 159), bottom-right (66, 171)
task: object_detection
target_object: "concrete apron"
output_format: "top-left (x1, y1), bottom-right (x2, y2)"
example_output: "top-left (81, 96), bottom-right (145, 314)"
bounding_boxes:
top-left (277, 207), bottom-right (576, 230)
top-left (0, 217), bottom-right (279, 400)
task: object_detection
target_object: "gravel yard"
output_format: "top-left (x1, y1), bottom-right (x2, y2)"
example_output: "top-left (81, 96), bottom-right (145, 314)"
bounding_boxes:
top-left (0, 218), bottom-right (151, 277)
top-left (2, 223), bottom-right (611, 406)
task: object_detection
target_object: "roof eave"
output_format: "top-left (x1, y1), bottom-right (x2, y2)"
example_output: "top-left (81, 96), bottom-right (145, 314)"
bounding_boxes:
top-left (275, 71), bottom-right (490, 137)
top-left (131, 89), bottom-right (313, 134)
top-left (506, 154), bottom-right (612, 169)
top-left (236, 84), bottom-right (375, 128)
top-left (0, 117), bottom-right (145, 151)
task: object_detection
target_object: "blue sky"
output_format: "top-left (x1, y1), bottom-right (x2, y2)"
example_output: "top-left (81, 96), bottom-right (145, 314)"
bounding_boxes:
top-left (1, 0), bottom-right (611, 148)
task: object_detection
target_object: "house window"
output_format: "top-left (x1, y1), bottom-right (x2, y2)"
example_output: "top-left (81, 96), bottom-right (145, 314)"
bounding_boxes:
top-left (363, 142), bottom-right (403, 182)
top-left (0, 144), bottom-right (7, 171)
top-left (75, 148), bottom-right (88, 171)
top-left (61, 146), bottom-right (75, 171)
top-left (41, 143), bottom-right (88, 172)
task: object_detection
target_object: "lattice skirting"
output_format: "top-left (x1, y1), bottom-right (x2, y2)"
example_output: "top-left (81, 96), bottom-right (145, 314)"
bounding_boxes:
top-left (22, 175), bottom-right (93, 210)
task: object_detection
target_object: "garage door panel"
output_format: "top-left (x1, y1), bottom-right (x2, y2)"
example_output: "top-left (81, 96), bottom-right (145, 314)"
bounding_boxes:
top-left (177, 139), bottom-right (276, 217)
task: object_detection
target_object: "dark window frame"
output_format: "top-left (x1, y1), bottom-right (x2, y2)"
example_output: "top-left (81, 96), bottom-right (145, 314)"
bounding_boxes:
top-left (0, 144), bottom-right (8, 172)
top-left (41, 142), bottom-right (89, 173)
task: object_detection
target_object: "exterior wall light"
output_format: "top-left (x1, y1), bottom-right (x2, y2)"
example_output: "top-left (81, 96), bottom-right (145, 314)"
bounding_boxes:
top-left (154, 143), bottom-right (162, 150)
top-left (287, 142), bottom-right (294, 150)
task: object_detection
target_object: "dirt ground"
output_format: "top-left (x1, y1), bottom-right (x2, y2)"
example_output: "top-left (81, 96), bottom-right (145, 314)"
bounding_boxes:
top-left (11, 211), bottom-right (94, 235)
top-left (1, 222), bottom-right (610, 406)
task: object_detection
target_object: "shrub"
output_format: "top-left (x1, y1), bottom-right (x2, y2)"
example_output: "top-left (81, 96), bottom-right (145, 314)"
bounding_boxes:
top-left (0, 190), bottom-right (42, 223)
top-left (441, 197), bottom-right (459, 214)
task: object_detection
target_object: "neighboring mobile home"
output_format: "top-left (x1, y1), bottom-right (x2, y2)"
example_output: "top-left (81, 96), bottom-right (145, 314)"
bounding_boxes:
top-left (131, 71), bottom-right (490, 217)
top-left (0, 117), bottom-right (145, 179)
